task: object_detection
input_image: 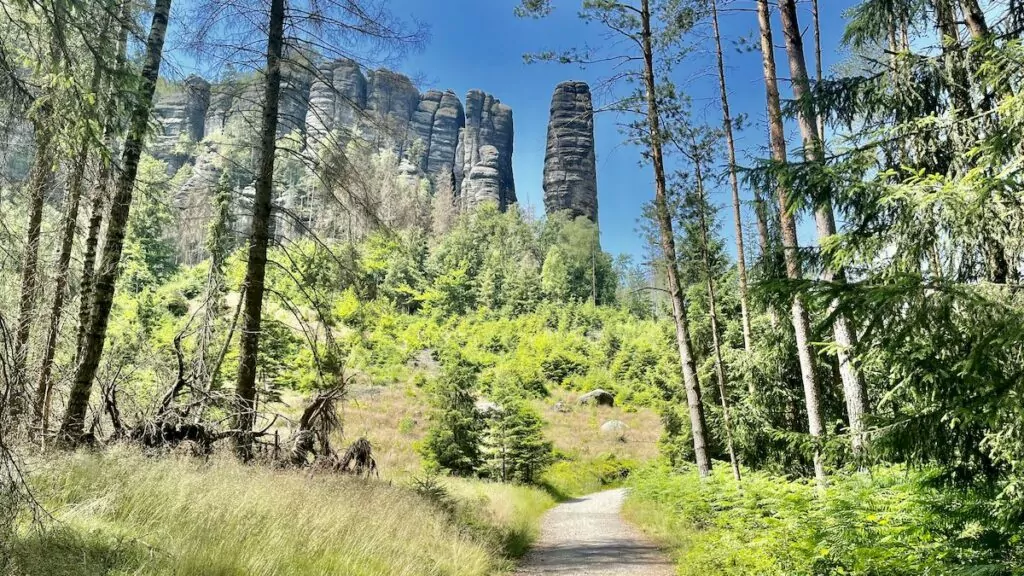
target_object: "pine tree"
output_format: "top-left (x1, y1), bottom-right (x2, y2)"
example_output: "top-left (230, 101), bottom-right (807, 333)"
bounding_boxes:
top-left (421, 360), bottom-right (484, 476)
top-left (483, 398), bottom-right (553, 484)
top-left (755, 0), bottom-right (827, 484)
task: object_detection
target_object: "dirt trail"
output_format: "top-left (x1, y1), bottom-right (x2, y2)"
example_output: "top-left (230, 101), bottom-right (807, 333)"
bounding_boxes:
top-left (513, 488), bottom-right (674, 576)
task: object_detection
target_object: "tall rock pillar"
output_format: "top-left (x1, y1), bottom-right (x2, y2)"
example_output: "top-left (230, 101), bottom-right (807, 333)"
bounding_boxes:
top-left (543, 81), bottom-right (598, 222)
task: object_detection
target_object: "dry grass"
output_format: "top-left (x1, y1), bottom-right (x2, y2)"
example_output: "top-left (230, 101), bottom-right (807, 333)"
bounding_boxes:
top-left (535, 390), bottom-right (662, 462)
top-left (10, 449), bottom-right (550, 576)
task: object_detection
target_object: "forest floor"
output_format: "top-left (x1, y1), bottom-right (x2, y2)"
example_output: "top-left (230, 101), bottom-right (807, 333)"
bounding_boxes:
top-left (514, 488), bottom-right (674, 576)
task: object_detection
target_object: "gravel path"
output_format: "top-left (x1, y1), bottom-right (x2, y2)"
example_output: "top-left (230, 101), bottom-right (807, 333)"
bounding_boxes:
top-left (513, 488), bottom-right (674, 576)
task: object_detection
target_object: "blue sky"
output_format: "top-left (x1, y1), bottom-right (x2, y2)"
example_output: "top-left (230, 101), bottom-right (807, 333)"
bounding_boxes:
top-left (378, 0), bottom-right (862, 260)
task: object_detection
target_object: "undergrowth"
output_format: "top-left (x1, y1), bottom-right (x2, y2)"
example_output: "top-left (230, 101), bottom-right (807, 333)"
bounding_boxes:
top-left (624, 463), bottom-right (1022, 576)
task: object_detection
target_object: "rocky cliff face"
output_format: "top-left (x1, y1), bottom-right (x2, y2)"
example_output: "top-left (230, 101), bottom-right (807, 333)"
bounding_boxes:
top-left (151, 59), bottom-right (516, 211)
top-left (457, 90), bottom-right (515, 210)
top-left (543, 81), bottom-right (598, 222)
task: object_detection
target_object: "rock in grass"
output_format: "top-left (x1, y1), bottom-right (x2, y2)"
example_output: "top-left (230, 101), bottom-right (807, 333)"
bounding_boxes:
top-left (600, 420), bottom-right (628, 437)
top-left (577, 389), bottom-right (614, 407)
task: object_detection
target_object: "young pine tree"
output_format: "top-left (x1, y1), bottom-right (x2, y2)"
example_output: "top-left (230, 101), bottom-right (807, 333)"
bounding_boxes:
top-left (420, 360), bottom-right (484, 476)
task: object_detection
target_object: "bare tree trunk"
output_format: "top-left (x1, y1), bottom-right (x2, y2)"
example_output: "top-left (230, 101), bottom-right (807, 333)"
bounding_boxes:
top-left (33, 139), bottom-right (88, 434)
top-left (709, 0), bottom-right (754, 367)
top-left (778, 0), bottom-right (868, 458)
top-left (641, 0), bottom-right (712, 478)
top-left (756, 0), bottom-right (826, 484)
top-left (235, 0), bottom-right (285, 460)
top-left (693, 142), bottom-right (740, 482)
top-left (811, 0), bottom-right (826, 143)
top-left (10, 114), bottom-right (53, 423)
top-left (60, 0), bottom-right (173, 442)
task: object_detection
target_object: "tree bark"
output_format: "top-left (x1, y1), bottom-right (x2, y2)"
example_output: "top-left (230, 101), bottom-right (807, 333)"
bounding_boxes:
top-left (234, 0), bottom-right (285, 460)
top-left (641, 0), bottom-right (712, 477)
top-left (756, 0), bottom-right (826, 484)
top-left (778, 0), bottom-right (869, 457)
top-left (60, 0), bottom-right (173, 441)
top-left (34, 138), bottom-right (88, 434)
top-left (958, 0), bottom-right (989, 38)
top-left (709, 0), bottom-right (754, 366)
top-left (76, 0), bottom-right (129, 362)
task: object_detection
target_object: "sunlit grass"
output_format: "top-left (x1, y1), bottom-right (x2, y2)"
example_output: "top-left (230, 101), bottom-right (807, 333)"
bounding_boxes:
top-left (10, 449), bottom-right (551, 576)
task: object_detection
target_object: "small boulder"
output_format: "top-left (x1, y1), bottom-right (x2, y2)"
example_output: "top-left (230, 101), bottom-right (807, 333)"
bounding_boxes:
top-left (577, 389), bottom-right (614, 407)
top-left (553, 401), bottom-right (570, 413)
top-left (600, 420), bottom-right (628, 437)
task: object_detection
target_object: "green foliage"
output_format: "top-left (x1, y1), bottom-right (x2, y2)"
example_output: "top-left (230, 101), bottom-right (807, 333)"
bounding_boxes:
top-left (542, 453), bottom-right (636, 499)
top-left (482, 398), bottom-right (554, 484)
top-left (421, 359), bottom-right (484, 476)
top-left (121, 155), bottom-right (179, 290)
top-left (626, 463), bottom-right (1022, 575)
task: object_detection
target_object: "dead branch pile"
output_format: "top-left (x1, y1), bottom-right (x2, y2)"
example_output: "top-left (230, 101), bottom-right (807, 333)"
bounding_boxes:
top-left (289, 387), bottom-right (344, 466)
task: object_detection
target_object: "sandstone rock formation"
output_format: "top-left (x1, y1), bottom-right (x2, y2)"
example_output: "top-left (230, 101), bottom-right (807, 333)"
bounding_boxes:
top-left (147, 59), bottom-right (522, 260)
top-left (578, 389), bottom-right (614, 407)
top-left (151, 74), bottom-right (210, 171)
top-left (153, 59), bottom-right (516, 215)
top-left (457, 90), bottom-right (516, 210)
top-left (543, 81), bottom-right (598, 222)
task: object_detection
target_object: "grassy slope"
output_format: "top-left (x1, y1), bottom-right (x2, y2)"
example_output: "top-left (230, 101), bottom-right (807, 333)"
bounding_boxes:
top-left (11, 450), bottom-right (553, 576)
top-left (337, 385), bottom-right (661, 496)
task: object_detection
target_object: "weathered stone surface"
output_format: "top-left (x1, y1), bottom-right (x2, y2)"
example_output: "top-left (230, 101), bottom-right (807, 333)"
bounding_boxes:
top-left (409, 90), bottom-right (465, 176)
top-left (150, 60), bottom-right (522, 251)
top-left (457, 90), bottom-right (515, 210)
top-left (600, 420), bottom-right (628, 435)
top-left (578, 389), bottom-right (614, 407)
top-left (150, 74), bottom-right (211, 170)
top-left (184, 75), bottom-right (211, 142)
top-left (278, 68), bottom-right (312, 136)
top-left (305, 59), bottom-right (368, 152)
top-left (174, 142), bottom-right (223, 264)
top-left (543, 81), bottom-right (598, 222)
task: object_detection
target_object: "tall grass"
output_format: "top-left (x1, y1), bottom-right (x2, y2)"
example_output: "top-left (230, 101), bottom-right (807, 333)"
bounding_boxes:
top-left (10, 450), bottom-right (552, 576)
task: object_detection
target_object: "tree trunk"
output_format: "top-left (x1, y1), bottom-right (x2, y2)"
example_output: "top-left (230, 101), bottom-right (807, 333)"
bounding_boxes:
top-left (641, 0), bottom-right (712, 478)
top-left (709, 0), bottom-right (754, 367)
top-left (235, 0), bottom-right (285, 460)
top-left (10, 114), bottom-right (53, 424)
top-left (779, 0), bottom-right (869, 458)
top-left (60, 0), bottom-right (173, 442)
top-left (34, 138), bottom-right (88, 435)
top-left (756, 0), bottom-right (826, 484)
top-left (811, 0), bottom-right (826, 142)
top-left (34, 34), bottom-right (113, 434)
top-left (76, 0), bottom-right (129, 362)
top-left (958, 0), bottom-right (989, 38)
top-left (693, 142), bottom-right (740, 482)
